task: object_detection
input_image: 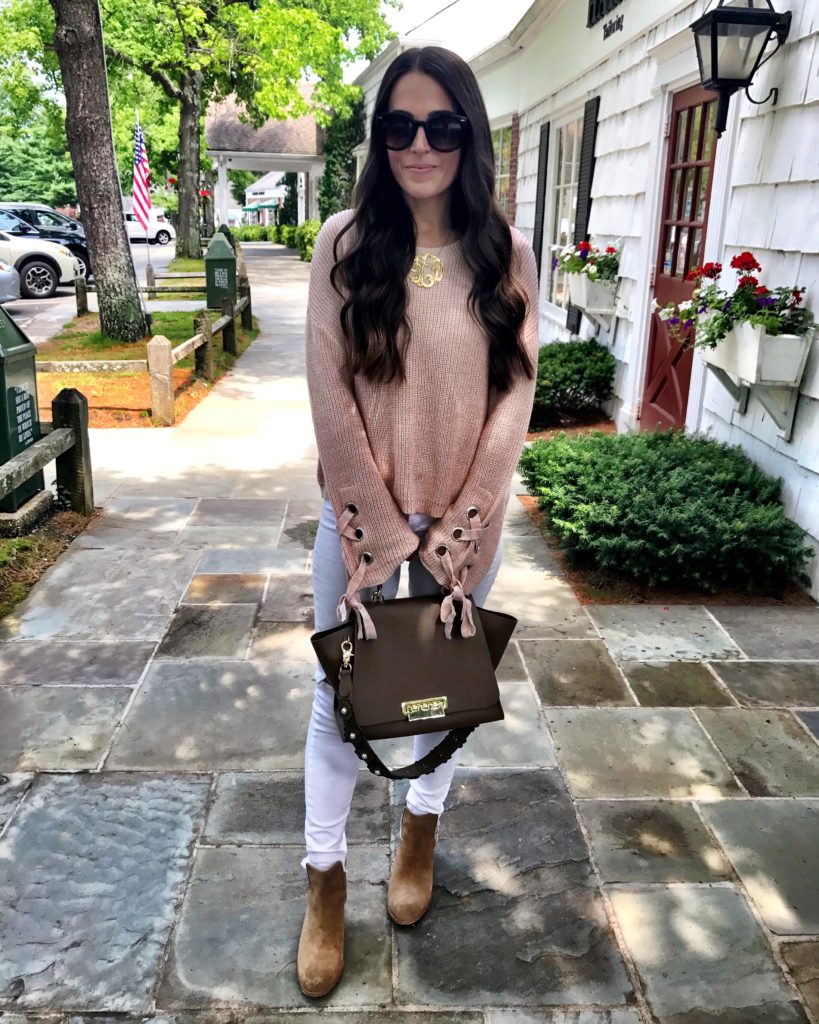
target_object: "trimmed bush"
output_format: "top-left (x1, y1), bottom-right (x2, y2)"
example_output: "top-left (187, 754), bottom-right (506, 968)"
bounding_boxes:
top-left (531, 339), bottom-right (616, 428)
top-left (295, 218), bottom-right (321, 261)
top-left (280, 224), bottom-right (297, 248)
top-left (232, 225), bottom-right (269, 242)
top-left (518, 430), bottom-right (813, 593)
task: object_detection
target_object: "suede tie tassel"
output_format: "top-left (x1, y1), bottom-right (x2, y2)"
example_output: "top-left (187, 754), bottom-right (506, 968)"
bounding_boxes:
top-left (336, 556), bottom-right (377, 640)
top-left (336, 506), bottom-right (359, 541)
top-left (439, 550), bottom-right (476, 639)
top-left (456, 509), bottom-right (485, 554)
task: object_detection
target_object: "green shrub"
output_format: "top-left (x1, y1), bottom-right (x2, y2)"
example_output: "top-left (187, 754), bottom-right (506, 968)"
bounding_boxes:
top-left (531, 339), bottom-right (616, 427)
top-left (295, 218), bottom-right (321, 261)
top-left (233, 225), bottom-right (268, 242)
top-left (518, 430), bottom-right (813, 593)
top-left (280, 224), bottom-right (297, 248)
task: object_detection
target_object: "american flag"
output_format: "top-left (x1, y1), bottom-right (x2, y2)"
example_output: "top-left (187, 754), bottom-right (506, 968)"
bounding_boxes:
top-left (132, 112), bottom-right (152, 233)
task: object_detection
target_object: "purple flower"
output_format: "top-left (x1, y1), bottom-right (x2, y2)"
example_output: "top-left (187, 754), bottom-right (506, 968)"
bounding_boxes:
top-left (683, 319), bottom-right (694, 330)
top-left (758, 295), bottom-right (776, 307)
top-left (579, 249), bottom-right (589, 260)
top-left (722, 299), bottom-right (733, 312)
top-left (669, 316), bottom-right (680, 325)
top-left (698, 305), bottom-right (707, 314)
top-left (552, 257), bottom-right (558, 271)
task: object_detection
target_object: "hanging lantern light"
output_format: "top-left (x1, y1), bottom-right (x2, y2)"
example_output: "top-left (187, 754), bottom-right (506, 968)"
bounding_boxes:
top-left (691, 0), bottom-right (792, 137)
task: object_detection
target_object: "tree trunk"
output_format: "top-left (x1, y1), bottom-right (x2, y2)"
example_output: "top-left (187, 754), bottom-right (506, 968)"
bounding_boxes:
top-left (50, 0), bottom-right (148, 343)
top-left (176, 72), bottom-right (203, 259)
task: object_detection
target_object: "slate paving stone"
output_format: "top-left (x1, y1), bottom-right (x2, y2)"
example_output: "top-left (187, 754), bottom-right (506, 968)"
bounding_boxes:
top-left (577, 800), bottom-right (733, 883)
top-left (700, 799), bottom-right (819, 934)
top-left (485, 1012), bottom-right (643, 1024)
top-left (707, 608), bottom-right (819, 660)
top-left (656, 1003), bottom-right (810, 1023)
top-left (157, 1016), bottom-right (484, 1024)
top-left (106, 660), bottom-right (311, 770)
top-left (259, 573), bottom-right (314, 625)
top-left (173, 525), bottom-right (286, 548)
top-left (393, 769), bottom-right (633, 1007)
top-left (696, 709), bottom-right (819, 796)
top-left (497, 641), bottom-right (528, 681)
top-left (587, 606), bottom-right (742, 662)
top-left (0, 773), bottom-right (209, 1011)
top-left (0, 640), bottom-right (154, 685)
top-left (156, 845), bottom-right (391, 1008)
top-left (710, 662), bottom-right (819, 707)
top-left (799, 711), bottom-right (819, 740)
top-left (0, 546), bottom-right (203, 641)
top-left (155, 605), bottom-right (257, 659)
top-left (621, 662), bottom-right (734, 707)
top-left (203, 770), bottom-right (390, 845)
top-left (184, 497), bottom-right (288, 526)
top-left (374, 682), bottom-right (557, 769)
top-left (547, 709), bottom-right (743, 798)
top-left (520, 639), bottom-right (635, 706)
top-left (609, 885), bottom-right (798, 1019)
top-left (780, 941), bottom-right (819, 1018)
top-left (0, 773), bottom-right (32, 832)
top-left (93, 497), bottom-right (198, 533)
top-left (181, 573), bottom-right (267, 604)
top-left (248, 621), bottom-right (314, 661)
top-left (0, 686), bottom-right (130, 771)
top-left (194, 547), bottom-right (308, 574)
top-left (278, 498), bottom-right (322, 550)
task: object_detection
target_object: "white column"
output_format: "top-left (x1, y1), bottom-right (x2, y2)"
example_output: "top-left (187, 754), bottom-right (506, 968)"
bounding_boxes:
top-left (297, 171), bottom-right (306, 224)
top-left (216, 157), bottom-right (229, 227)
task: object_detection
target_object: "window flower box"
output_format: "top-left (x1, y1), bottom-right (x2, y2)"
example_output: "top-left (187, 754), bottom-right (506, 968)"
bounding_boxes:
top-left (700, 322), bottom-right (814, 387)
top-left (567, 272), bottom-right (617, 313)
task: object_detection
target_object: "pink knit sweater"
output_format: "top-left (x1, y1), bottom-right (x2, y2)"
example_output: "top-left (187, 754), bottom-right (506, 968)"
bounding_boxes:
top-left (305, 208), bottom-right (539, 626)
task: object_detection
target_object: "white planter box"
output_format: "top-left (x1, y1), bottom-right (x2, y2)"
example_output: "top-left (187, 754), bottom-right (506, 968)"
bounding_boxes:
top-left (700, 322), bottom-right (814, 387)
top-left (567, 273), bottom-right (616, 313)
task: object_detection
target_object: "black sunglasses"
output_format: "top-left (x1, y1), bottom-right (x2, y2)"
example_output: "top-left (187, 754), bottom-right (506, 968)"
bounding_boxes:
top-left (374, 111), bottom-right (469, 152)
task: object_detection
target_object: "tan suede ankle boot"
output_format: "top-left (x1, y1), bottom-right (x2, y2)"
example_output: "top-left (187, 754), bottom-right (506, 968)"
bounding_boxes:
top-left (297, 861), bottom-right (346, 998)
top-left (387, 808), bottom-right (439, 926)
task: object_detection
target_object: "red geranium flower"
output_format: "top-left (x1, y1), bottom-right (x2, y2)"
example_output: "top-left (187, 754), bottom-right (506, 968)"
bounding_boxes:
top-left (686, 266), bottom-right (703, 281)
top-left (738, 275), bottom-right (759, 288)
top-left (731, 251), bottom-right (762, 273)
top-left (701, 262), bottom-right (722, 279)
top-left (754, 285), bottom-right (769, 295)
top-left (578, 240), bottom-right (591, 252)
top-left (792, 288), bottom-right (803, 304)
top-left (606, 246), bottom-right (617, 253)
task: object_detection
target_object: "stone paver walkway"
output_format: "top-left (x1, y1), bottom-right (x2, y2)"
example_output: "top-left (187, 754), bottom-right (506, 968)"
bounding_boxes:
top-left (0, 244), bottom-right (818, 1023)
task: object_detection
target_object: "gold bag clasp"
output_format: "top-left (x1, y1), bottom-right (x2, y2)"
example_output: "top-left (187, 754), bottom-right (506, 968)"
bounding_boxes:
top-left (401, 696), bottom-right (448, 722)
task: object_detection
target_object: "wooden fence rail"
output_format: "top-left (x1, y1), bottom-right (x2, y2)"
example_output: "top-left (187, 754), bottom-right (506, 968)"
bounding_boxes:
top-left (0, 389), bottom-right (94, 520)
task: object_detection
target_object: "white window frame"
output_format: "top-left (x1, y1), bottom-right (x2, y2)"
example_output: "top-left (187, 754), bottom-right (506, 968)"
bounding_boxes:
top-left (491, 122), bottom-right (513, 214)
top-left (542, 108), bottom-right (585, 326)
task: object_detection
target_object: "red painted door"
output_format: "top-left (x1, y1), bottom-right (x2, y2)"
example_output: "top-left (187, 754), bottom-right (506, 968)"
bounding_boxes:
top-left (641, 86), bottom-right (719, 430)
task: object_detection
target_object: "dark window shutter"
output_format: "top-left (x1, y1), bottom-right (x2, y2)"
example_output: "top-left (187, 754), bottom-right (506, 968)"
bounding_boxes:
top-left (567, 95), bottom-right (600, 335)
top-left (531, 121), bottom-right (550, 280)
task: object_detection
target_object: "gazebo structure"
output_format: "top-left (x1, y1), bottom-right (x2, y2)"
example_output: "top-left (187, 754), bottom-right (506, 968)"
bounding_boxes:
top-left (205, 85), bottom-right (325, 227)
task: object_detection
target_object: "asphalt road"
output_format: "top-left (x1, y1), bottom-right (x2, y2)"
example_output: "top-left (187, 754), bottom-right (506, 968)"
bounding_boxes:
top-left (3, 240), bottom-right (176, 344)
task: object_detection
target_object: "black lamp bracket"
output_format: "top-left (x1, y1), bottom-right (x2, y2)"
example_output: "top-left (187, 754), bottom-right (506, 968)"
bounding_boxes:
top-left (744, 9), bottom-right (792, 109)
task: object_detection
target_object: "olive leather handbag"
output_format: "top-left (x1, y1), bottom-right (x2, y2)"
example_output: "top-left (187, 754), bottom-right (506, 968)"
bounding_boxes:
top-left (310, 593), bottom-right (517, 780)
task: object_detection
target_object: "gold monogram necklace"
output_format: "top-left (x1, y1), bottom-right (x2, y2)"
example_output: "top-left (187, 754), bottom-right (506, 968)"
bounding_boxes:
top-left (409, 252), bottom-right (444, 288)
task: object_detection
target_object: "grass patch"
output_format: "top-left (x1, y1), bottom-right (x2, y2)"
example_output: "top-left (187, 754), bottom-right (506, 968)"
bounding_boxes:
top-left (167, 257), bottom-right (205, 273)
top-left (36, 313), bottom-right (259, 428)
top-left (0, 506), bottom-right (95, 620)
top-left (160, 257), bottom-right (206, 299)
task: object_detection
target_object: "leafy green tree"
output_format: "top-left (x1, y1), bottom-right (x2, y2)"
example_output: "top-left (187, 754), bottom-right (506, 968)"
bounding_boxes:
top-left (277, 172), bottom-right (298, 227)
top-left (228, 169), bottom-right (257, 206)
top-left (0, 107), bottom-right (76, 205)
top-left (318, 94), bottom-right (364, 221)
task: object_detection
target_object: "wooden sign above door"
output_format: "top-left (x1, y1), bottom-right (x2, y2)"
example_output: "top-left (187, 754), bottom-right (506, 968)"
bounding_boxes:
top-left (586, 0), bottom-right (625, 29)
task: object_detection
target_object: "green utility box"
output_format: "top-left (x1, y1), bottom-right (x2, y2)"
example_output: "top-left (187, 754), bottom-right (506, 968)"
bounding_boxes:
top-left (0, 306), bottom-right (44, 512)
top-left (205, 233), bottom-right (237, 309)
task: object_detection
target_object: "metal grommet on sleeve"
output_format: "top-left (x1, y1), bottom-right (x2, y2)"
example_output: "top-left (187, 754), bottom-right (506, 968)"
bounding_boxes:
top-left (345, 501), bottom-right (359, 515)
top-left (354, 527), bottom-right (364, 540)
top-left (435, 543), bottom-right (449, 556)
top-left (467, 506), bottom-right (479, 518)
top-left (362, 551), bottom-right (374, 564)
top-left (452, 527), bottom-right (464, 539)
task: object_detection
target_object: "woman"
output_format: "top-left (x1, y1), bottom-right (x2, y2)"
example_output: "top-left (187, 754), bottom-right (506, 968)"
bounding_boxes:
top-left (300, 44), bottom-right (539, 998)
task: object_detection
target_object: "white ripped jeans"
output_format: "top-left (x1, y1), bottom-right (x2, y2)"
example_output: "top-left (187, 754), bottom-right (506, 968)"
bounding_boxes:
top-left (304, 497), bottom-right (504, 870)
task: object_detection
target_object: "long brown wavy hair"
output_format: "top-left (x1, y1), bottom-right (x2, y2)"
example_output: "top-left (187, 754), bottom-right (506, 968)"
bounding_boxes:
top-left (329, 46), bottom-right (534, 393)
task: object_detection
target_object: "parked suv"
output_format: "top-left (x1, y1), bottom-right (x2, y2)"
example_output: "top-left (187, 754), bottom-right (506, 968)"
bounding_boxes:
top-left (0, 228), bottom-right (81, 299)
top-left (124, 211), bottom-right (175, 245)
top-left (0, 203), bottom-right (92, 278)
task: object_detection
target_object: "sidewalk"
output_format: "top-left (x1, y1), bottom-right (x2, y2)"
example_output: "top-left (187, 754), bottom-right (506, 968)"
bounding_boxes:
top-left (0, 245), bottom-right (817, 1023)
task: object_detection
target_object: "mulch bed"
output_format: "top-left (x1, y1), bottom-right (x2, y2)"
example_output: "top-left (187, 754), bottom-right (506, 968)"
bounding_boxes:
top-left (526, 410), bottom-right (618, 442)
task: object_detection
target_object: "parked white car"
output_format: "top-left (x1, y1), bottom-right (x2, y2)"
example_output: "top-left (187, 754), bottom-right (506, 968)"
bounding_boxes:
top-left (124, 212), bottom-right (175, 245)
top-left (0, 230), bottom-right (81, 299)
top-left (0, 259), bottom-right (20, 303)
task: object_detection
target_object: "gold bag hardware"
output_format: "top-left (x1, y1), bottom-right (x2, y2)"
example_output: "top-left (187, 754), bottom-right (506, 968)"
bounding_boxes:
top-left (401, 696), bottom-right (448, 721)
